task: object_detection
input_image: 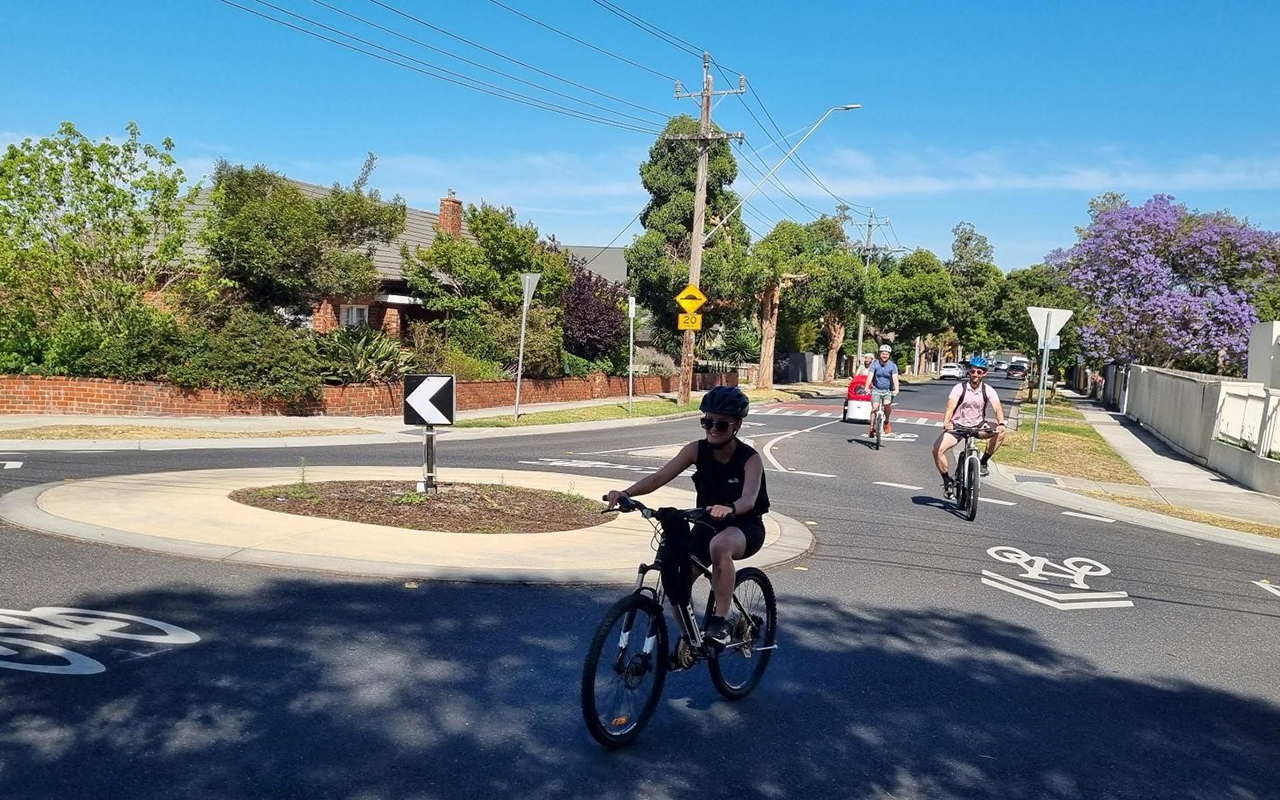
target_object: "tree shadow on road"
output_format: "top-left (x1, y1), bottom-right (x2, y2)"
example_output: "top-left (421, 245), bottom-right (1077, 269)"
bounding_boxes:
top-left (1, 580), bottom-right (1276, 799)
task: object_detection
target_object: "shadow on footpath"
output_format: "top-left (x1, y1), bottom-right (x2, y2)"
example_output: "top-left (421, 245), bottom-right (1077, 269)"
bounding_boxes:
top-left (1, 580), bottom-right (1276, 799)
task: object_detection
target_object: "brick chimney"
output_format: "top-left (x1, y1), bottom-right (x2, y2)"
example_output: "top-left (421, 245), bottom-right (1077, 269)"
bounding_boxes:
top-left (439, 189), bottom-right (462, 237)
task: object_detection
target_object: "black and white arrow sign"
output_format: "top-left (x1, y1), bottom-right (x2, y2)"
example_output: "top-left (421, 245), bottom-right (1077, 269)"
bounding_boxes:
top-left (404, 374), bottom-right (456, 426)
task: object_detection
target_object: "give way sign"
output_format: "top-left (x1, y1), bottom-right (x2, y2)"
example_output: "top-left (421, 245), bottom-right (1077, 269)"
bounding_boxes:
top-left (1027, 306), bottom-right (1072, 348)
top-left (403, 374), bottom-right (456, 426)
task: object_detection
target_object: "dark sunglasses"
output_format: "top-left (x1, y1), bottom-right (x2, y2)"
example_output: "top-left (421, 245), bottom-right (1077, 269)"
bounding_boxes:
top-left (699, 417), bottom-right (734, 433)
top-left (971, 369), bottom-right (987, 376)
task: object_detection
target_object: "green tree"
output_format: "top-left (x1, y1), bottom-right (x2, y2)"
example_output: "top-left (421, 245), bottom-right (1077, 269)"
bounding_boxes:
top-left (199, 154), bottom-right (405, 317)
top-left (869, 249), bottom-right (956, 359)
top-left (946, 222), bottom-right (1005, 352)
top-left (0, 122), bottom-right (194, 326)
top-left (989, 263), bottom-right (1084, 371)
top-left (746, 221), bottom-right (810, 388)
top-left (625, 115), bottom-right (751, 355)
top-left (403, 202), bottom-right (570, 377)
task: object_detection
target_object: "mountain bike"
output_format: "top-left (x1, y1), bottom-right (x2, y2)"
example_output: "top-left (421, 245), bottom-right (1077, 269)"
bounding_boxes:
top-left (869, 402), bottom-right (884, 450)
top-left (580, 497), bottom-right (778, 748)
top-left (950, 424), bottom-right (989, 521)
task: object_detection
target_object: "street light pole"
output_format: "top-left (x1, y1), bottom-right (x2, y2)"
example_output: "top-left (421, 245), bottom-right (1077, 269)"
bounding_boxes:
top-left (702, 104), bottom-right (861, 246)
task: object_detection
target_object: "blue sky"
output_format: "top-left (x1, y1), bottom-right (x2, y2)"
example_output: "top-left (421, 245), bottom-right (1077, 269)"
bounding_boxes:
top-left (5, 1), bottom-right (1280, 271)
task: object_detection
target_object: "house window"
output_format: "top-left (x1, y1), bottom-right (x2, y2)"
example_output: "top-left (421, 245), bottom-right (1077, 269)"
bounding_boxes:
top-left (342, 305), bottom-right (369, 328)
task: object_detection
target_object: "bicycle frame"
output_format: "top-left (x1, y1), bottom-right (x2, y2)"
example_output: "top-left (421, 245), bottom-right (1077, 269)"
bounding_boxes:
top-left (628, 519), bottom-right (774, 663)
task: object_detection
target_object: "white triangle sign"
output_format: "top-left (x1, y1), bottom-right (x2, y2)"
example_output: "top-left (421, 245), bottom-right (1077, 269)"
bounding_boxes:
top-left (1028, 306), bottom-right (1072, 345)
top-left (406, 375), bottom-right (453, 426)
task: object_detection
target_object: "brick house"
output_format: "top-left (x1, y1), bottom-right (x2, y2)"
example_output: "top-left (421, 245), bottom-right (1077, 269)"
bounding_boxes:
top-left (186, 182), bottom-right (471, 341)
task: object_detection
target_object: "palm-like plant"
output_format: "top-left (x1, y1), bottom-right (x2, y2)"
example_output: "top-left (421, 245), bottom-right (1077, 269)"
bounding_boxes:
top-left (317, 326), bottom-right (414, 384)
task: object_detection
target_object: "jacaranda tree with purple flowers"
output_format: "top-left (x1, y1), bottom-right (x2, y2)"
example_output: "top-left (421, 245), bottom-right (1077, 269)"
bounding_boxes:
top-left (1052, 194), bottom-right (1280, 374)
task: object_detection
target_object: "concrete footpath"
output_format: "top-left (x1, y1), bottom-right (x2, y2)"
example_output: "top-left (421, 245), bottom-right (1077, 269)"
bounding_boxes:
top-left (0, 466), bottom-right (814, 583)
top-left (988, 390), bottom-right (1280, 555)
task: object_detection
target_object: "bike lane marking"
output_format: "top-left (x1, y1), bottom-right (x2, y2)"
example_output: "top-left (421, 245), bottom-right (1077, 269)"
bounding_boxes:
top-left (1251, 580), bottom-right (1280, 599)
top-left (1062, 511), bottom-right (1116, 523)
top-left (761, 419), bottom-right (841, 473)
top-left (0, 607), bottom-right (201, 675)
top-left (981, 546), bottom-right (1134, 610)
top-left (873, 481), bottom-right (924, 490)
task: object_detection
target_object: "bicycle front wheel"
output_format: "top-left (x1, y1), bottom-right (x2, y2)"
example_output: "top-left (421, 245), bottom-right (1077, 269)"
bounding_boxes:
top-left (708, 567), bottom-right (777, 700)
top-left (874, 415), bottom-right (882, 450)
top-left (581, 594), bottom-right (668, 748)
top-left (964, 456), bottom-right (980, 521)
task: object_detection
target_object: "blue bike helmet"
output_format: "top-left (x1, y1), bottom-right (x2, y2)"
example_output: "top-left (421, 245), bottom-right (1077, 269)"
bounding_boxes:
top-left (969, 355), bottom-right (990, 370)
top-left (700, 385), bottom-right (750, 418)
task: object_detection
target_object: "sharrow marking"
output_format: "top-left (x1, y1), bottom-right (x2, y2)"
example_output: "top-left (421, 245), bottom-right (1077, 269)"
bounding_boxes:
top-left (1062, 511), bottom-right (1116, 523)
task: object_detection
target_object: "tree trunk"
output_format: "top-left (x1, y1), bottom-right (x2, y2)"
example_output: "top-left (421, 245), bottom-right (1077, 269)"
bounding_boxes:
top-left (823, 315), bottom-right (844, 383)
top-left (756, 283), bottom-right (782, 390)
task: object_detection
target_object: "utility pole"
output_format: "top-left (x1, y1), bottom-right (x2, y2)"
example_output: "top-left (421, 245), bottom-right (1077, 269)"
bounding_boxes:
top-left (670, 54), bottom-right (744, 405)
top-left (855, 208), bottom-right (875, 366)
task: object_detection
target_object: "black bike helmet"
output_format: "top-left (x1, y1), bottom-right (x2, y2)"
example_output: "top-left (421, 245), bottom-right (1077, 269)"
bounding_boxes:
top-left (699, 385), bottom-right (750, 418)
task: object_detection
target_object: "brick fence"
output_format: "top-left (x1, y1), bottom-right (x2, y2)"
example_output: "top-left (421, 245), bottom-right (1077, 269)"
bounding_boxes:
top-left (0, 372), bottom-right (738, 417)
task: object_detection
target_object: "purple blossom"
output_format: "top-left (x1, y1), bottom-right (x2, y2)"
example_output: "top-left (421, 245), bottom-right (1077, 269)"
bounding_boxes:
top-left (1060, 195), bottom-right (1279, 373)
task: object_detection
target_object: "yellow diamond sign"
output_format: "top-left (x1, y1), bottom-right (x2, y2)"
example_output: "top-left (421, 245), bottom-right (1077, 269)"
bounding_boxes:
top-left (675, 283), bottom-right (707, 314)
top-left (677, 313), bottom-right (702, 331)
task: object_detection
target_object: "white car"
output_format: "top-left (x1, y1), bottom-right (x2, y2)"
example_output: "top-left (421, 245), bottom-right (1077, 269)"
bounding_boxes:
top-left (939, 362), bottom-right (965, 379)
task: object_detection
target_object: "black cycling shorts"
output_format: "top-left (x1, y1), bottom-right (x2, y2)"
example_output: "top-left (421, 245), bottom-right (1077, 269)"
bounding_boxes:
top-left (692, 515), bottom-right (766, 564)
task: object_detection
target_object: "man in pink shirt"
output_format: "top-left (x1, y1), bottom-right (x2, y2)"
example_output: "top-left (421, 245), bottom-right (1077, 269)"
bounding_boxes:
top-left (932, 355), bottom-right (1006, 498)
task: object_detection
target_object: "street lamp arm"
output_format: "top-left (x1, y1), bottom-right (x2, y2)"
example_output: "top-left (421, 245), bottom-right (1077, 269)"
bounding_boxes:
top-left (703, 104), bottom-right (860, 245)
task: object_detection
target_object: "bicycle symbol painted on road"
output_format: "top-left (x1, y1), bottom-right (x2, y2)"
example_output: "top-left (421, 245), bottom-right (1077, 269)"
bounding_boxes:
top-left (0, 607), bottom-right (200, 675)
top-left (982, 546), bottom-right (1134, 610)
top-left (986, 546), bottom-right (1111, 589)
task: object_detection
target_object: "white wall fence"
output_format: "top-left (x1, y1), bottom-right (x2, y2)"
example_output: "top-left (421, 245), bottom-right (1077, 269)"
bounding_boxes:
top-left (1119, 364), bottom-right (1280, 496)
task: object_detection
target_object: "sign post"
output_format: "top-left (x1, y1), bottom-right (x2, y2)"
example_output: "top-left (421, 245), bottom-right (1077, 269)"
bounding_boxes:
top-left (627, 296), bottom-right (636, 416)
top-left (1027, 306), bottom-right (1072, 452)
top-left (514, 273), bottom-right (541, 421)
top-left (403, 374), bottom-right (457, 493)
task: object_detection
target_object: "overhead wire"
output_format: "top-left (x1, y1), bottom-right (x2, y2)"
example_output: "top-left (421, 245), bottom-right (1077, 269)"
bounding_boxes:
top-left (308, 0), bottom-right (664, 125)
top-left (218, 0), bottom-right (662, 135)
top-left (589, 0), bottom-right (703, 57)
top-left (366, 0), bottom-right (670, 122)
top-left (484, 0), bottom-right (679, 83)
top-left (577, 211), bottom-right (643, 271)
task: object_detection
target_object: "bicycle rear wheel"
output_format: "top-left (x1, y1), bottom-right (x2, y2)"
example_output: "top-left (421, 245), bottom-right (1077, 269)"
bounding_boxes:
top-left (964, 456), bottom-right (980, 521)
top-left (581, 594), bottom-right (668, 748)
top-left (708, 568), bottom-right (777, 700)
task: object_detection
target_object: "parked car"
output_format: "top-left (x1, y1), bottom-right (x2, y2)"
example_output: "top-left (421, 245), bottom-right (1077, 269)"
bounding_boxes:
top-left (995, 360), bottom-right (1009, 371)
top-left (939, 362), bottom-right (965, 379)
top-left (1006, 363), bottom-right (1029, 380)
top-left (843, 374), bottom-right (872, 423)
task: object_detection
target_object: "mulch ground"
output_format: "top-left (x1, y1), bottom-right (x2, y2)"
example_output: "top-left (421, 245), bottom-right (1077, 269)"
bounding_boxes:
top-left (230, 480), bottom-right (615, 534)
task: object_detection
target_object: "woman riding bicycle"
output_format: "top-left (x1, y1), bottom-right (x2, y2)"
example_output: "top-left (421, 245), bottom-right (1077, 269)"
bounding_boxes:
top-left (604, 385), bottom-right (768, 647)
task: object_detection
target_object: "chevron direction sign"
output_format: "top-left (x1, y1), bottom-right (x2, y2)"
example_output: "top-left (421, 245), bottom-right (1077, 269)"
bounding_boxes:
top-left (403, 374), bottom-right (456, 426)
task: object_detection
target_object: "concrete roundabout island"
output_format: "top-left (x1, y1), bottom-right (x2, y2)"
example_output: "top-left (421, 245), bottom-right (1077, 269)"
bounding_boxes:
top-left (0, 466), bottom-right (814, 583)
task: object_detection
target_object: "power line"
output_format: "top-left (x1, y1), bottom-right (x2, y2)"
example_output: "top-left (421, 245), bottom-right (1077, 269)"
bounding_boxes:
top-left (309, 0), bottom-right (664, 125)
top-left (366, 0), bottom-right (670, 124)
top-left (886, 218), bottom-right (907, 250)
top-left (577, 211), bottom-right (643, 270)
top-left (589, 0), bottom-right (702, 57)
top-left (732, 146), bottom-right (809, 221)
top-left (219, 0), bottom-right (661, 134)
top-left (484, 0), bottom-right (679, 83)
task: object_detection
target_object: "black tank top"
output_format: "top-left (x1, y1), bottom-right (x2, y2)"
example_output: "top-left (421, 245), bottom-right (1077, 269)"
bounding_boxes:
top-left (692, 439), bottom-right (770, 517)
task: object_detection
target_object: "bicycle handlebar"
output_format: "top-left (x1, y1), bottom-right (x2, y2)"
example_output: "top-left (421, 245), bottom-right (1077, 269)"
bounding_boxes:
top-left (600, 495), bottom-right (719, 522)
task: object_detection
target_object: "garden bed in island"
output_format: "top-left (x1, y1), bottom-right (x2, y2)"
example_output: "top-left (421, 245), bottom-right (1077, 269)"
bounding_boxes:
top-left (231, 480), bottom-right (614, 534)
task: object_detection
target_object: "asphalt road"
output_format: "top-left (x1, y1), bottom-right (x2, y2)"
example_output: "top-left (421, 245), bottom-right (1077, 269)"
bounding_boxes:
top-left (2, 377), bottom-right (1278, 799)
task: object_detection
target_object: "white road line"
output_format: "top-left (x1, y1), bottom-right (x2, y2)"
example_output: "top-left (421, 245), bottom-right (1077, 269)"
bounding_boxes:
top-left (820, 413), bottom-right (836, 418)
top-left (781, 411), bottom-right (797, 416)
top-left (1062, 511), bottom-right (1116, 523)
top-left (762, 409), bottom-right (781, 415)
top-left (761, 419), bottom-right (841, 472)
top-left (979, 497), bottom-right (1018, 506)
top-left (873, 481), bottom-right (924, 491)
top-left (800, 410), bottom-right (817, 417)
